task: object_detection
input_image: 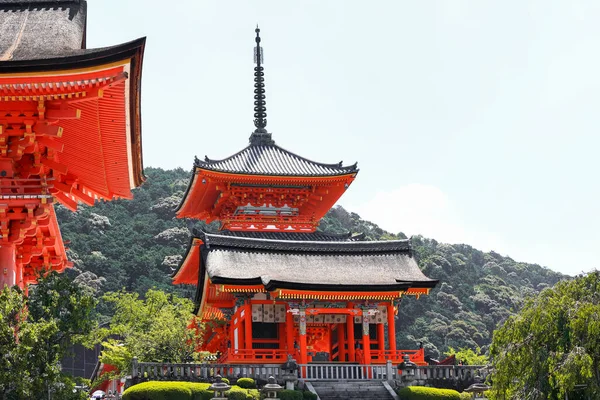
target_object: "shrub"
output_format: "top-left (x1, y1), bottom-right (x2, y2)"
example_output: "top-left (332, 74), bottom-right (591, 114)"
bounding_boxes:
top-left (458, 392), bottom-right (471, 400)
top-left (236, 377), bottom-right (256, 389)
top-left (278, 390), bottom-right (303, 400)
top-left (122, 382), bottom-right (259, 400)
top-left (227, 386), bottom-right (259, 400)
top-left (303, 390), bottom-right (318, 400)
top-left (122, 381), bottom-right (192, 400)
top-left (221, 377), bottom-right (230, 385)
top-left (397, 386), bottom-right (461, 400)
top-left (188, 382), bottom-right (212, 400)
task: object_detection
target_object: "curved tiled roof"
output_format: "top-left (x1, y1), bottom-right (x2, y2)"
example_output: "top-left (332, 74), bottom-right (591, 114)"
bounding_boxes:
top-left (199, 228), bottom-right (364, 242)
top-left (196, 144), bottom-right (358, 177)
top-left (194, 232), bottom-right (437, 291)
top-left (199, 232), bottom-right (411, 253)
top-left (0, 0), bottom-right (86, 61)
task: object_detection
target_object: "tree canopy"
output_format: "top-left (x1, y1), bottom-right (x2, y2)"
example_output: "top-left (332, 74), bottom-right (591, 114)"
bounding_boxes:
top-left (489, 271), bottom-right (600, 399)
top-left (0, 272), bottom-right (95, 399)
top-left (88, 289), bottom-right (202, 382)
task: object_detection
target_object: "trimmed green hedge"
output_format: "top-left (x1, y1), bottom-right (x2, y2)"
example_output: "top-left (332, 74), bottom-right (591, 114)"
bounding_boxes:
top-left (122, 382), bottom-right (260, 400)
top-left (121, 381), bottom-right (192, 400)
top-left (302, 390), bottom-right (318, 400)
top-left (397, 386), bottom-right (461, 400)
top-left (236, 378), bottom-right (256, 389)
top-left (278, 389), bottom-right (303, 400)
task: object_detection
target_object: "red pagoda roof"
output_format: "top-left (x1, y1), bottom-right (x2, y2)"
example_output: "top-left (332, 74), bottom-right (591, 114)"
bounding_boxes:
top-left (176, 28), bottom-right (356, 232)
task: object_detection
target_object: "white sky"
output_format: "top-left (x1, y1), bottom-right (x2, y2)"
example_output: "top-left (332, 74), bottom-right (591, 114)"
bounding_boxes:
top-left (88, 1), bottom-right (600, 276)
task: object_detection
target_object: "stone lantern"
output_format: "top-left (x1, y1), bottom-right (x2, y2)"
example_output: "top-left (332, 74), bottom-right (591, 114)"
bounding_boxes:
top-left (261, 376), bottom-right (283, 399)
top-left (281, 355), bottom-right (299, 390)
top-left (464, 375), bottom-right (491, 399)
top-left (397, 354), bottom-right (417, 385)
top-left (209, 375), bottom-right (230, 400)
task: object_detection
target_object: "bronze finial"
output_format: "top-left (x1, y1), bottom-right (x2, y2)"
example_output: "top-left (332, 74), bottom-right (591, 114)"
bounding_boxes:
top-left (253, 26), bottom-right (267, 133)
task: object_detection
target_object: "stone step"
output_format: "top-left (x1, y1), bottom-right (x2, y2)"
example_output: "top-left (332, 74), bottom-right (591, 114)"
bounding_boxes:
top-left (309, 381), bottom-right (394, 400)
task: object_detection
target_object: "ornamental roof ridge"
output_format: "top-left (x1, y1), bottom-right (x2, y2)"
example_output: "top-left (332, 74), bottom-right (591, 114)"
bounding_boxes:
top-left (193, 230), bottom-right (412, 254)
top-left (197, 227), bottom-right (362, 242)
top-left (194, 142), bottom-right (358, 177)
top-left (0, 0), bottom-right (79, 5)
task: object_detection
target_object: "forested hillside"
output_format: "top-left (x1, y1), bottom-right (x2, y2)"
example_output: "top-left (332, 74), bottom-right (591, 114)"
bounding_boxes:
top-left (57, 167), bottom-right (566, 358)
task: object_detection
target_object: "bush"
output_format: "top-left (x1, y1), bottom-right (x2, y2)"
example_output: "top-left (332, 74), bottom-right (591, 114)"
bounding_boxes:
top-left (188, 382), bottom-right (212, 400)
top-left (397, 386), bottom-right (461, 400)
top-left (227, 386), bottom-right (259, 400)
top-left (122, 381), bottom-right (192, 400)
top-left (236, 378), bottom-right (256, 389)
top-left (278, 390), bottom-right (303, 400)
top-left (303, 390), bottom-right (318, 400)
top-left (122, 382), bottom-right (259, 400)
top-left (221, 377), bottom-right (230, 385)
top-left (458, 393), bottom-right (471, 400)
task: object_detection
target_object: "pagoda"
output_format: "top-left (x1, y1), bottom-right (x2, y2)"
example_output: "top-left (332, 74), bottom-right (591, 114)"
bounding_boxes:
top-left (0, 0), bottom-right (145, 288)
top-left (174, 28), bottom-right (437, 367)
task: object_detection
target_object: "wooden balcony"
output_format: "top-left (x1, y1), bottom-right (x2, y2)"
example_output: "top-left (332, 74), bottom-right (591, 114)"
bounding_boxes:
top-left (217, 349), bottom-right (296, 364)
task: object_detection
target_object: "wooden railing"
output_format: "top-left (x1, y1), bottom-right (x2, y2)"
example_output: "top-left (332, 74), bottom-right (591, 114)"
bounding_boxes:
top-left (131, 359), bottom-right (284, 382)
top-left (217, 349), bottom-right (291, 364)
top-left (368, 349), bottom-right (425, 364)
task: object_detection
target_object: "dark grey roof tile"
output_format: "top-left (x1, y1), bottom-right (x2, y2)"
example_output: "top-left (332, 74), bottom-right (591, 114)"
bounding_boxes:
top-left (0, 0), bottom-right (86, 61)
top-left (196, 144), bottom-right (358, 177)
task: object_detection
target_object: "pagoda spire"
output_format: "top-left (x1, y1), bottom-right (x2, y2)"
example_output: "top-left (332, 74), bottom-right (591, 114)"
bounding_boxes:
top-left (249, 26), bottom-right (274, 146)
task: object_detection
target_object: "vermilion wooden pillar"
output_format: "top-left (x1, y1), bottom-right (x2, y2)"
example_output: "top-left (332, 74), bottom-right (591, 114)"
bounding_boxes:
top-left (0, 244), bottom-right (16, 288)
top-left (299, 309), bottom-right (308, 364)
top-left (387, 303), bottom-right (396, 353)
top-left (362, 314), bottom-right (371, 365)
top-left (337, 323), bottom-right (346, 361)
top-left (285, 305), bottom-right (294, 355)
top-left (347, 304), bottom-right (356, 362)
top-left (245, 303), bottom-right (253, 351)
top-left (238, 312), bottom-right (245, 351)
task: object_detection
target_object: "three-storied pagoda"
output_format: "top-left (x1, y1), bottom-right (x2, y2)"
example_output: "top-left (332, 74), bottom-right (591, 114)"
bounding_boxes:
top-left (0, 0), bottom-right (145, 288)
top-left (174, 28), bottom-right (437, 366)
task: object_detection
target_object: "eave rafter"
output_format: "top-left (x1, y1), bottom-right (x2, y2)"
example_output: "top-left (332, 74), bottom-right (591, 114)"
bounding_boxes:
top-left (0, 67), bottom-right (129, 210)
top-left (178, 169), bottom-right (356, 232)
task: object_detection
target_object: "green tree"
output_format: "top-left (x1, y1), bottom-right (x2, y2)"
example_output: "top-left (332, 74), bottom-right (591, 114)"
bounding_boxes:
top-left (89, 289), bottom-right (202, 382)
top-left (0, 271), bottom-right (96, 399)
top-left (444, 346), bottom-right (488, 365)
top-left (489, 271), bottom-right (600, 399)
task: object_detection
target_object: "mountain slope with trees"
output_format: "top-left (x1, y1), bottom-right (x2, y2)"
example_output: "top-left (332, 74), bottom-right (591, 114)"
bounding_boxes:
top-left (57, 167), bottom-right (566, 357)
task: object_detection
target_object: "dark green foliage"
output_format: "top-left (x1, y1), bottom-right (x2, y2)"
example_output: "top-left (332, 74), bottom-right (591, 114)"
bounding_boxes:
top-left (0, 272), bottom-right (95, 399)
top-left (397, 386), bottom-right (461, 400)
top-left (122, 382), bottom-right (260, 400)
top-left (122, 381), bottom-right (192, 400)
top-left (303, 390), bottom-right (318, 400)
top-left (188, 383), bottom-right (213, 400)
top-left (56, 168), bottom-right (567, 357)
top-left (236, 377), bottom-right (256, 389)
top-left (277, 390), bottom-right (303, 400)
top-left (489, 272), bottom-right (600, 399)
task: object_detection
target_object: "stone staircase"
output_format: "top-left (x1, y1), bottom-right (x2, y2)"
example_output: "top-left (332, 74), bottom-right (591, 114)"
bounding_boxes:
top-left (309, 381), bottom-right (396, 400)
